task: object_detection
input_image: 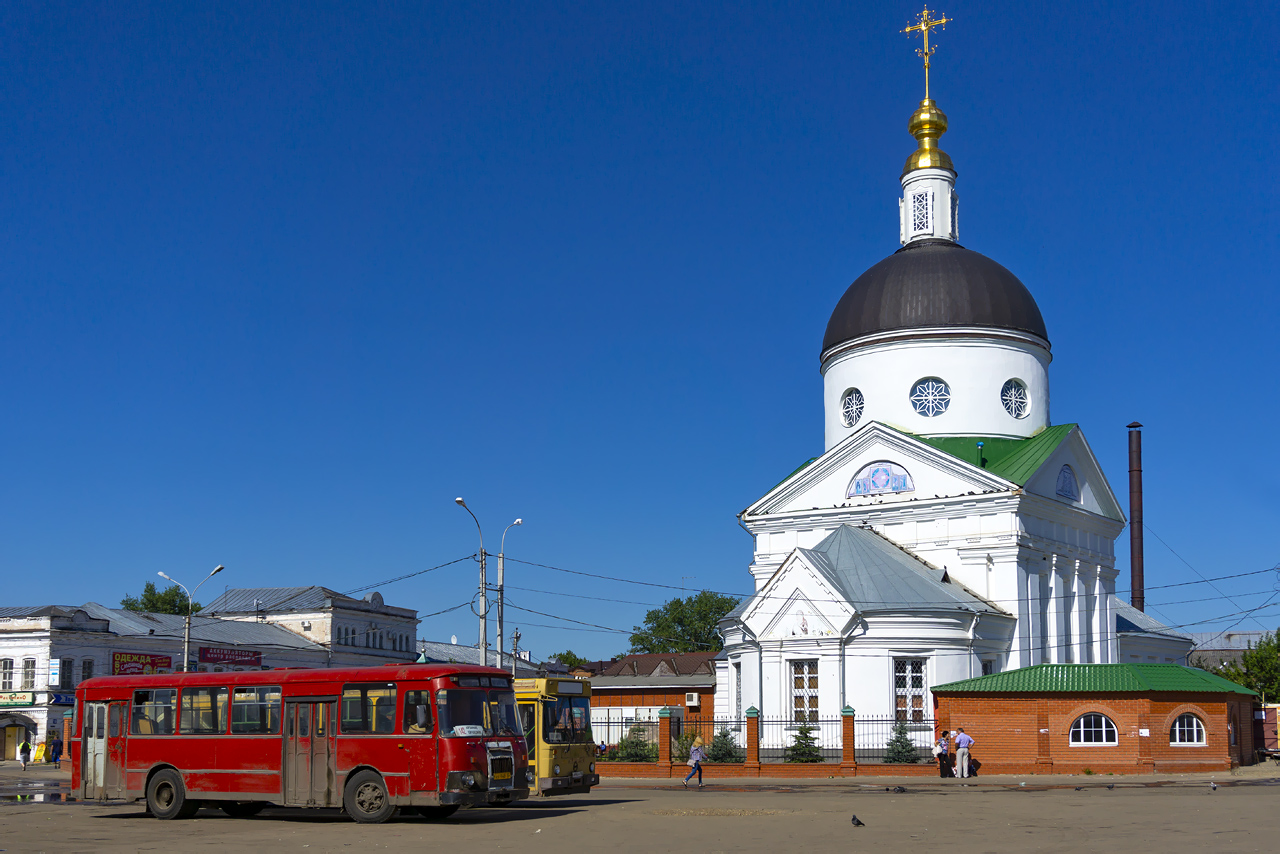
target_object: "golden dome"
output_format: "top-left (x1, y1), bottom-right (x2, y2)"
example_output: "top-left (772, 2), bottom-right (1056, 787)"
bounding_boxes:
top-left (902, 98), bottom-right (954, 176)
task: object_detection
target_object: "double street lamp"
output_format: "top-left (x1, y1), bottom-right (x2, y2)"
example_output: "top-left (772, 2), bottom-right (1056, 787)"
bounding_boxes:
top-left (158, 565), bottom-right (224, 672)
top-left (455, 498), bottom-right (522, 669)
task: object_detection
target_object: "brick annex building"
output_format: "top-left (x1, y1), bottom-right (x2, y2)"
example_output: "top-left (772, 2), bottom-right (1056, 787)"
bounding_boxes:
top-left (933, 663), bottom-right (1256, 773)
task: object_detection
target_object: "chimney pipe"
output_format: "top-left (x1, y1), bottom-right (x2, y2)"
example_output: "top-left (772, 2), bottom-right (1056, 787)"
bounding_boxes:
top-left (1127, 422), bottom-right (1144, 612)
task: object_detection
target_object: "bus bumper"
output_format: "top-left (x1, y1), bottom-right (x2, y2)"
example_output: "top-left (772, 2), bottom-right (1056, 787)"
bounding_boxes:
top-left (538, 773), bottom-right (599, 795)
top-left (435, 787), bottom-right (530, 807)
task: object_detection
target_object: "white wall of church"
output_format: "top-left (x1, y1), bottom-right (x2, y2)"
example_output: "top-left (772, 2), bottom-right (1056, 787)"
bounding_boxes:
top-left (821, 334), bottom-right (1050, 448)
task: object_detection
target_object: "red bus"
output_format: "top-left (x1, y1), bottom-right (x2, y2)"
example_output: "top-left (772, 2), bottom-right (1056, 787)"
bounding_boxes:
top-left (71, 663), bottom-right (530, 823)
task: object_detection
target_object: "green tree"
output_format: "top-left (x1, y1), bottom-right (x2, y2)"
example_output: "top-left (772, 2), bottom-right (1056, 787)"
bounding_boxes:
top-left (120, 582), bottom-right (199, 615)
top-left (1196, 628), bottom-right (1280, 701)
top-left (785, 722), bottom-right (824, 763)
top-left (628, 590), bottom-right (740, 654)
top-left (616, 724), bottom-right (659, 762)
top-left (883, 721), bottom-right (919, 763)
top-left (549, 650), bottom-right (588, 668)
top-left (706, 727), bottom-right (745, 763)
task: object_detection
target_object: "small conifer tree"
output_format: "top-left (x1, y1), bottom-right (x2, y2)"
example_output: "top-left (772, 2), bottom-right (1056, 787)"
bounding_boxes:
top-left (785, 722), bottom-right (824, 763)
top-left (882, 720), bottom-right (919, 763)
top-left (617, 724), bottom-right (659, 762)
top-left (706, 727), bottom-right (744, 763)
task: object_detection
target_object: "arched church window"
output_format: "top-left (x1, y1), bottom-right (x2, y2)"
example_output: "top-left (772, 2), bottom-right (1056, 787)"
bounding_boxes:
top-left (1056, 465), bottom-right (1080, 501)
top-left (910, 378), bottom-right (950, 417)
top-left (847, 461), bottom-right (915, 497)
top-left (1001, 379), bottom-right (1029, 419)
top-left (840, 388), bottom-right (864, 428)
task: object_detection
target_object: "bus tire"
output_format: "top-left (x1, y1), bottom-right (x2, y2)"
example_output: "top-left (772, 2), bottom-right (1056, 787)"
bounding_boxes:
top-left (220, 801), bottom-right (267, 817)
top-left (344, 770), bottom-right (395, 824)
top-left (414, 805), bottom-right (460, 820)
top-left (147, 769), bottom-right (199, 820)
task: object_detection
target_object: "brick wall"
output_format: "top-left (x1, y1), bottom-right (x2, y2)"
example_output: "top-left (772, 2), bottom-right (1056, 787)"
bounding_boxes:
top-left (935, 692), bottom-right (1252, 774)
top-left (591, 686), bottom-right (715, 718)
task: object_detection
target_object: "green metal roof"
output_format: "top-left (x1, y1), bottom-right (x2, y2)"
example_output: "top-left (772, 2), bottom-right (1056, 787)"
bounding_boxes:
top-left (933, 663), bottom-right (1257, 696)
top-left (912, 424), bottom-right (1076, 485)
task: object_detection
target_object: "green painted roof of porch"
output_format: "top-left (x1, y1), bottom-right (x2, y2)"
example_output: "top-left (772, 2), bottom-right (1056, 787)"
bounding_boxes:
top-left (932, 663), bottom-right (1256, 696)
top-left (908, 423), bottom-right (1077, 485)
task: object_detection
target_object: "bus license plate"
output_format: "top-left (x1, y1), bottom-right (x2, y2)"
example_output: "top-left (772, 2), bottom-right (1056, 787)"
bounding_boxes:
top-left (493, 772), bottom-right (512, 780)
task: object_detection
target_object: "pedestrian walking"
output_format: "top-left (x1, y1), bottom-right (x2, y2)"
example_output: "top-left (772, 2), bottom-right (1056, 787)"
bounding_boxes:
top-left (954, 728), bottom-right (975, 779)
top-left (17, 736), bottom-right (33, 771)
top-left (682, 735), bottom-right (706, 789)
top-left (49, 733), bottom-right (63, 766)
top-left (933, 730), bottom-right (951, 778)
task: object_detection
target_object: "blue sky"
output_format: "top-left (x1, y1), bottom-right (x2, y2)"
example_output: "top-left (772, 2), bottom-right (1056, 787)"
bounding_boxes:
top-left (2, 1), bottom-right (1276, 660)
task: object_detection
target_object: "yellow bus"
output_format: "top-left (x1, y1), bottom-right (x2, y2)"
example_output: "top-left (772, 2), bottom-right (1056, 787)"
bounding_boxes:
top-left (514, 678), bottom-right (598, 796)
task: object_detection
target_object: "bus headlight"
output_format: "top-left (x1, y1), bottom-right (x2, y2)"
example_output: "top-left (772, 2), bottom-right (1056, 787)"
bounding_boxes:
top-left (461, 772), bottom-right (477, 789)
top-left (553, 764), bottom-right (561, 776)
top-left (525, 769), bottom-right (535, 784)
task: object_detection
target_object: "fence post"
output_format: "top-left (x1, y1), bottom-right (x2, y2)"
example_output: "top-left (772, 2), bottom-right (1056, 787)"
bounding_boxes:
top-left (841, 706), bottom-right (857, 776)
top-left (745, 706), bottom-right (760, 775)
top-left (658, 707), bottom-right (673, 776)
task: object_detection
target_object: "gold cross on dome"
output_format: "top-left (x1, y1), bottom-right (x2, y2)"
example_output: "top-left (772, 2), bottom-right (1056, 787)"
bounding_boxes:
top-left (902, 7), bottom-right (952, 99)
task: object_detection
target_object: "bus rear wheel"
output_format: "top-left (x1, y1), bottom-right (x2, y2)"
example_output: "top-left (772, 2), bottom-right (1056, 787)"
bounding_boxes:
top-left (414, 805), bottom-right (460, 820)
top-left (220, 801), bottom-right (267, 817)
top-left (147, 769), bottom-right (200, 820)
top-left (344, 770), bottom-right (395, 824)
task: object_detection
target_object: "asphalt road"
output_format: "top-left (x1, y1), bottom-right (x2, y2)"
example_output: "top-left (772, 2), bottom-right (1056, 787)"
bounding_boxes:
top-left (2, 771), bottom-right (1278, 853)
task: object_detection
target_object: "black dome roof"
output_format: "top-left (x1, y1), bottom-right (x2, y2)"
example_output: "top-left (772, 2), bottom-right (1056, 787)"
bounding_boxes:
top-left (822, 239), bottom-right (1049, 355)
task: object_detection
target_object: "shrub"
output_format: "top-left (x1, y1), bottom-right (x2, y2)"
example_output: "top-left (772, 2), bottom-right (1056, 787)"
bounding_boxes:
top-left (706, 727), bottom-right (745, 763)
top-left (785, 722), bottom-right (824, 763)
top-left (616, 725), bottom-right (658, 763)
top-left (882, 721), bottom-right (919, 764)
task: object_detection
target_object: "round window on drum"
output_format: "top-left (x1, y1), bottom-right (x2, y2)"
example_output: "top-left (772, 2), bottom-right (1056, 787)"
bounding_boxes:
top-left (910, 378), bottom-right (951, 417)
top-left (1001, 379), bottom-right (1030, 419)
top-left (840, 388), bottom-right (864, 428)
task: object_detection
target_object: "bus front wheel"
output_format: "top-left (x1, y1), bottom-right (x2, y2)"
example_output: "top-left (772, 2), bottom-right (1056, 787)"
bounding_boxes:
top-left (415, 805), bottom-right (460, 820)
top-left (147, 769), bottom-right (200, 820)
top-left (344, 770), bottom-right (395, 824)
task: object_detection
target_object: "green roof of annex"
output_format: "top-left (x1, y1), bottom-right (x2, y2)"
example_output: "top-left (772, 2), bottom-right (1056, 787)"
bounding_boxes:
top-left (933, 663), bottom-right (1257, 696)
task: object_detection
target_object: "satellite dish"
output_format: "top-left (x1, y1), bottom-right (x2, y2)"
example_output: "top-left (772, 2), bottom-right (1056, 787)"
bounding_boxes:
top-left (450, 635), bottom-right (458, 645)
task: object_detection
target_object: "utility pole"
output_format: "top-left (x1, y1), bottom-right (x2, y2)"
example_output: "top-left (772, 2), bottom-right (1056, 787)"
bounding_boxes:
top-left (510, 628), bottom-right (521, 677)
top-left (497, 519), bottom-right (523, 672)
top-left (158, 565), bottom-right (224, 672)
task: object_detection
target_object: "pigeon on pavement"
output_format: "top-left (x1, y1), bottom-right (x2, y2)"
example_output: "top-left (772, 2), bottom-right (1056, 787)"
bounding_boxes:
top-left (1106, 784), bottom-right (1115, 790)
top-left (1074, 786), bottom-right (1083, 791)
top-left (1210, 782), bottom-right (1218, 792)
top-left (892, 786), bottom-right (907, 794)
top-left (851, 815), bottom-right (865, 827)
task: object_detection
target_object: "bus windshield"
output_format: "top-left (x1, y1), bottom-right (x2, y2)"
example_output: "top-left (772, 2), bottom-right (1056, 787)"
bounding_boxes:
top-left (437, 688), bottom-right (522, 738)
top-left (542, 696), bottom-right (592, 744)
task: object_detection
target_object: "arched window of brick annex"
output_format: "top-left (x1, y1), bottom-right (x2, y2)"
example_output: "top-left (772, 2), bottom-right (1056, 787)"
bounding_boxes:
top-left (1069, 713), bottom-right (1117, 745)
top-left (1169, 713), bottom-right (1206, 745)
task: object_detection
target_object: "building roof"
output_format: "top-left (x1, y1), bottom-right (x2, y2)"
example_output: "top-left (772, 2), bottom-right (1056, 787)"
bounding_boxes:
top-left (601, 652), bottom-right (719, 678)
top-left (0, 606), bottom-right (76, 619)
top-left (78, 603), bottom-right (324, 651)
top-left (1113, 597), bottom-right (1192, 641)
top-left (590, 674), bottom-right (714, 689)
top-left (933, 663), bottom-right (1256, 696)
top-left (905, 424), bottom-right (1076, 485)
top-left (822, 239), bottom-right (1049, 357)
top-left (199, 587), bottom-right (412, 618)
top-left (1187, 630), bottom-right (1268, 651)
top-left (801, 524), bottom-right (1005, 617)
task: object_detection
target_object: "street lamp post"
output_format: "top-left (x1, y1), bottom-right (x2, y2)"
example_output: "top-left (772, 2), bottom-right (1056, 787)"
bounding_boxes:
top-left (158, 565), bottom-right (224, 672)
top-left (497, 519), bottom-right (522, 670)
top-left (455, 498), bottom-right (488, 667)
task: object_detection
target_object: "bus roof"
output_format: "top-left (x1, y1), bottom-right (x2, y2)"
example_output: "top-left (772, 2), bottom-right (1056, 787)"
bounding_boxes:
top-left (77, 662), bottom-right (513, 695)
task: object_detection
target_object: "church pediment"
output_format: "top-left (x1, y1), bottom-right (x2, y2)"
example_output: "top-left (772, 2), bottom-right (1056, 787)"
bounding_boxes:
top-left (741, 552), bottom-right (854, 640)
top-left (744, 422), bottom-right (1013, 519)
top-left (1022, 427), bottom-right (1125, 521)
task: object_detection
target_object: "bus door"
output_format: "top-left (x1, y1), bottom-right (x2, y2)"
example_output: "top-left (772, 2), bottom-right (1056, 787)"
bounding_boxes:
top-left (403, 690), bottom-right (437, 793)
top-left (283, 701), bottom-right (336, 807)
top-left (103, 702), bottom-right (128, 799)
top-left (518, 702), bottom-right (539, 776)
top-left (81, 703), bottom-right (107, 799)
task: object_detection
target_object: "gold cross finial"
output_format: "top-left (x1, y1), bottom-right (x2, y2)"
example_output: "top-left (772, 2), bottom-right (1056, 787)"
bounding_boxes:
top-left (902, 7), bottom-right (951, 99)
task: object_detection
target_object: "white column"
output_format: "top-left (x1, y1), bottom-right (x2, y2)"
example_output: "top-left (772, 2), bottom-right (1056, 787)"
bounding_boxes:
top-left (1046, 557), bottom-right (1062, 664)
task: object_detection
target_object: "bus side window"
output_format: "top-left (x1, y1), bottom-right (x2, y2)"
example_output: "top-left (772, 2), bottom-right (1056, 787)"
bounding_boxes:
top-left (341, 683), bottom-right (397, 734)
top-left (403, 691), bottom-right (433, 734)
top-left (132, 689), bottom-right (177, 735)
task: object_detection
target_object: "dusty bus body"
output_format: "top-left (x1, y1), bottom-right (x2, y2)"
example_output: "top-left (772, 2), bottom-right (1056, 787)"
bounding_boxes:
top-left (514, 677), bottom-right (598, 795)
top-left (71, 663), bottom-right (530, 823)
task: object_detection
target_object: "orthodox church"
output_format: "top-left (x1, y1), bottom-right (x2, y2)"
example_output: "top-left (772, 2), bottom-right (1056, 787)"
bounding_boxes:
top-left (714, 44), bottom-right (1188, 726)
